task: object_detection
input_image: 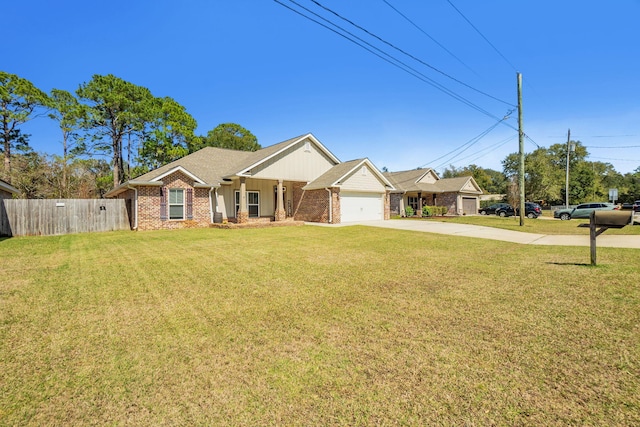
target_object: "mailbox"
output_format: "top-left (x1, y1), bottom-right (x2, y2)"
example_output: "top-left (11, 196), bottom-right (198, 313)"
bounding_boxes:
top-left (592, 210), bottom-right (633, 228)
top-left (590, 210), bottom-right (632, 265)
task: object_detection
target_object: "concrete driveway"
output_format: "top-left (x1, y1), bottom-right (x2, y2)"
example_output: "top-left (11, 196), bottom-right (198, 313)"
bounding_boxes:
top-left (310, 219), bottom-right (640, 249)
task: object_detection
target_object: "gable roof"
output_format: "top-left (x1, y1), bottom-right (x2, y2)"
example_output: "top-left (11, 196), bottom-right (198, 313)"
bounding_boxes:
top-left (105, 146), bottom-right (253, 197)
top-left (383, 169), bottom-right (437, 192)
top-left (303, 158), bottom-right (394, 191)
top-left (105, 133), bottom-right (343, 197)
top-left (0, 179), bottom-right (19, 196)
top-left (433, 176), bottom-right (482, 194)
top-left (134, 146), bottom-right (253, 184)
top-left (229, 133), bottom-right (340, 178)
top-left (384, 169), bottom-right (482, 195)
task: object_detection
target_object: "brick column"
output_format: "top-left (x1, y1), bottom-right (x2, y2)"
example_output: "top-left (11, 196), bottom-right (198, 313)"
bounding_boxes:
top-left (238, 177), bottom-right (248, 224)
top-left (417, 192), bottom-right (423, 217)
top-left (275, 179), bottom-right (286, 221)
top-left (384, 191), bottom-right (391, 220)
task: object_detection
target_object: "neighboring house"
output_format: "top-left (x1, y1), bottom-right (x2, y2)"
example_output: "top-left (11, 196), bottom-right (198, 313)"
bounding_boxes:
top-left (384, 168), bottom-right (483, 216)
top-left (0, 179), bottom-right (19, 199)
top-left (105, 133), bottom-right (394, 230)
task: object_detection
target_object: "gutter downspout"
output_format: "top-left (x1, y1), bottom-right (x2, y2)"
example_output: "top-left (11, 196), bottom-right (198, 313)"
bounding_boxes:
top-left (209, 187), bottom-right (215, 223)
top-left (127, 185), bottom-right (138, 230)
top-left (325, 188), bottom-right (332, 223)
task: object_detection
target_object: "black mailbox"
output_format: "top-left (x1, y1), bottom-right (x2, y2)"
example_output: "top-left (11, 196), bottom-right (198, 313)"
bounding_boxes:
top-left (592, 210), bottom-right (633, 228)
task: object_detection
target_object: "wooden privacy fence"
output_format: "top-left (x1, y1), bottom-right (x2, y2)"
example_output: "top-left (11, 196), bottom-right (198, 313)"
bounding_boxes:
top-left (0, 199), bottom-right (131, 237)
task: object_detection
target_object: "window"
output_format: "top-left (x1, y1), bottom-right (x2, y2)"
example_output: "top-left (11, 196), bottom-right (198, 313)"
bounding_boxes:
top-left (408, 196), bottom-right (419, 211)
top-left (169, 189), bottom-right (184, 219)
top-left (235, 191), bottom-right (260, 218)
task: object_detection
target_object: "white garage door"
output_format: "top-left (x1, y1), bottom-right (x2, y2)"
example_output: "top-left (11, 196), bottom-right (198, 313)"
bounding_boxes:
top-left (340, 192), bottom-right (384, 222)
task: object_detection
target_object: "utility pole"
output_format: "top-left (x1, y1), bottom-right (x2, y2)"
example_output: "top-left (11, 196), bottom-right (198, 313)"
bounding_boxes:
top-left (517, 72), bottom-right (525, 226)
top-left (565, 128), bottom-right (571, 209)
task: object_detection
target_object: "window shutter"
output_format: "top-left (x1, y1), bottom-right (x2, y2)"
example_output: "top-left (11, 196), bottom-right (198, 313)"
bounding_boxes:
top-left (160, 186), bottom-right (168, 220)
top-left (186, 188), bottom-right (193, 219)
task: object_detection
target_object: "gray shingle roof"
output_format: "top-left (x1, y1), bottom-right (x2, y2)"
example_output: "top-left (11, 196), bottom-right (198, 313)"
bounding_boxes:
top-left (0, 178), bottom-right (19, 195)
top-left (105, 133), bottom-right (335, 197)
top-left (383, 169), bottom-right (482, 194)
top-left (133, 146), bottom-right (254, 184)
top-left (384, 169), bottom-right (435, 192)
top-left (303, 159), bottom-right (366, 190)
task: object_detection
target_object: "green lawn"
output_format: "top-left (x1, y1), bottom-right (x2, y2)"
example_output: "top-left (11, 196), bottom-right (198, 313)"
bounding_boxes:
top-left (1, 226), bottom-right (639, 425)
top-left (421, 213), bottom-right (640, 235)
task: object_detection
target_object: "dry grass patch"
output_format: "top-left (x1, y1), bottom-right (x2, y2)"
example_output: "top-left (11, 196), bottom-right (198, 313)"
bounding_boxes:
top-left (1, 226), bottom-right (638, 425)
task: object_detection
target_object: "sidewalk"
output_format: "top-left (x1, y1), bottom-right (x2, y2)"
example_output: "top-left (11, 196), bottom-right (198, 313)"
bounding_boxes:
top-left (308, 219), bottom-right (640, 249)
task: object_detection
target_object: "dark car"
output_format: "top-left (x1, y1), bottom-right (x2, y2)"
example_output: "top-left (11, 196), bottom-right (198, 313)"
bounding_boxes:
top-left (496, 202), bottom-right (542, 219)
top-left (478, 203), bottom-right (510, 215)
top-left (634, 200), bottom-right (640, 213)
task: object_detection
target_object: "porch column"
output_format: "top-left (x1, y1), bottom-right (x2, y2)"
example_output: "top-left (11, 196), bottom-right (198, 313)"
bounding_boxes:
top-left (275, 179), bottom-right (286, 221)
top-left (238, 177), bottom-right (248, 224)
top-left (417, 192), bottom-right (423, 217)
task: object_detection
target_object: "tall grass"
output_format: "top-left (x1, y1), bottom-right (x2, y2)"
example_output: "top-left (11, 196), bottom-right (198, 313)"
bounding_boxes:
top-left (1, 227), bottom-right (638, 425)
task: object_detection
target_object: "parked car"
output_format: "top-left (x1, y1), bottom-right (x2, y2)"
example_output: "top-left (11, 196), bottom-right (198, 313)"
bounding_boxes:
top-left (478, 203), bottom-right (510, 215)
top-left (495, 202), bottom-right (542, 219)
top-left (634, 200), bottom-right (640, 213)
top-left (553, 202), bottom-right (615, 220)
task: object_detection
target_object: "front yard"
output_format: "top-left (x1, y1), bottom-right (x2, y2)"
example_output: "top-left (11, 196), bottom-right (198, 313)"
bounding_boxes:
top-left (1, 226), bottom-right (639, 425)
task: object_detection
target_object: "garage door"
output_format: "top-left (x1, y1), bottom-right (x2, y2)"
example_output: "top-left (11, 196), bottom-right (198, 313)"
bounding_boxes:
top-left (340, 192), bottom-right (384, 222)
top-left (462, 197), bottom-right (476, 215)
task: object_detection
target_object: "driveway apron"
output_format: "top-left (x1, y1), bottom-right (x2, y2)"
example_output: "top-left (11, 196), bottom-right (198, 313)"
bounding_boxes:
top-left (308, 219), bottom-right (640, 249)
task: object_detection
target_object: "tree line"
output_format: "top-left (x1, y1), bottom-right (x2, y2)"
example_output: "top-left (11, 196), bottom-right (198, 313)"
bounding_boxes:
top-left (1, 71), bottom-right (259, 198)
top-left (443, 141), bottom-right (640, 205)
top-left (3, 70), bottom-right (639, 202)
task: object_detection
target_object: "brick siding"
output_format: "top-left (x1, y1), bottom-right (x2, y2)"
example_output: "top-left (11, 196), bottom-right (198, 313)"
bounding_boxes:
top-left (118, 171), bottom-right (213, 231)
top-left (390, 193), bottom-right (402, 215)
top-left (293, 184), bottom-right (328, 223)
top-left (438, 193), bottom-right (458, 215)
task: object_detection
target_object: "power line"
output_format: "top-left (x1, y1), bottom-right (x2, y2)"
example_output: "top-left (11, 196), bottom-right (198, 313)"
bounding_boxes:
top-left (420, 111), bottom-right (512, 169)
top-left (274, 0), bottom-right (512, 123)
top-left (381, 0), bottom-right (478, 76)
top-left (454, 135), bottom-right (516, 166)
top-left (307, 0), bottom-right (515, 107)
top-left (431, 121), bottom-right (502, 170)
top-left (524, 134), bottom-right (540, 149)
top-left (584, 145), bottom-right (640, 148)
top-left (588, 156), bottom-right (640, 162)
top-left (547, 134), bottom-right (636, 138)
top-left (445, 0), bottom-right (519, 72)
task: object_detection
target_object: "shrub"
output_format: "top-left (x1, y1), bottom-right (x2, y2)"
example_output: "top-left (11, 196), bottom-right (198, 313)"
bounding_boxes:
top-left (423, 205), bottom-right (448, 216)
top-left (405, 206), bottom-right (414, 217)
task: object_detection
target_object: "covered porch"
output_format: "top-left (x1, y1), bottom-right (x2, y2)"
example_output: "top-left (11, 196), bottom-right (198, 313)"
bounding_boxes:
top-left (216, 177), bottom-right (302, 224)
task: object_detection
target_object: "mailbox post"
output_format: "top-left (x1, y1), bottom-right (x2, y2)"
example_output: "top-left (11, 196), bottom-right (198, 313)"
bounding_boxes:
top-left (590, 210), bottom-right (633, 265)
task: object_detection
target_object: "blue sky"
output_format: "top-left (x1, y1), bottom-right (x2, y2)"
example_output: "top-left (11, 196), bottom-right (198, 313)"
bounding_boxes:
top-left (5, 0), bottom-right (640, 174)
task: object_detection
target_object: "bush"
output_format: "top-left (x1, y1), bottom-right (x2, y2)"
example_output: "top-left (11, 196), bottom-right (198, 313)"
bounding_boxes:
top-left (423, 205), bottom-right (447, 216)
top-left (405, 206), bottom-right (414, 217)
